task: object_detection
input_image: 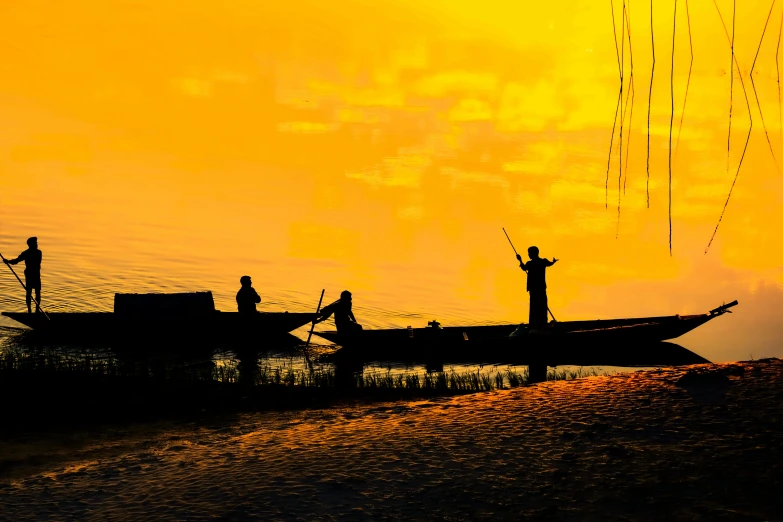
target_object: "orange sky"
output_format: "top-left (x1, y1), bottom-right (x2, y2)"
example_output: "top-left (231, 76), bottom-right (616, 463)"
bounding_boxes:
top-left (0, 0), bottom-right (782, 358)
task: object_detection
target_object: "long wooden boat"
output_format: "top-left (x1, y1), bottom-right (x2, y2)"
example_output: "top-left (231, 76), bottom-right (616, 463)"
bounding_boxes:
top-left (312, 301), bottom-right (738, 366)
top-left (1, 292), bottom-right (315, 345)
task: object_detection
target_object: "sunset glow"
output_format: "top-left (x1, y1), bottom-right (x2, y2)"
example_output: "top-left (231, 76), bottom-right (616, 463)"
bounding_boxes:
top-left (1, 0), bottom-right (781, 360)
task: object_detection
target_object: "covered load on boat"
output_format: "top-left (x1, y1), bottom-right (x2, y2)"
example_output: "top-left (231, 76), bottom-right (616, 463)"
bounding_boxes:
top-left (113, 291), bottom-right (217, 317)
top-left (2, 291), bottom-right (316, 345)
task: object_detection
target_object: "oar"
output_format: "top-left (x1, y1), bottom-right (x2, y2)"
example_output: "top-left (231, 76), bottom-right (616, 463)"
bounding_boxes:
top-left (501, 229), bottom-right (557, 323)
top-left (0, 253), bottom-right (50, 321)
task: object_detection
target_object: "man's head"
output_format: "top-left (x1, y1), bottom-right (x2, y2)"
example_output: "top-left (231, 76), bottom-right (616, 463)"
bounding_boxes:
top-left (340, 290), bottom-right (352, 302)
top-left (27, 237), bottom-right (38, 248)
top-left (527, 246), bottom-right (540, 260)
top-left (240, 275), bottom-right (252, 287)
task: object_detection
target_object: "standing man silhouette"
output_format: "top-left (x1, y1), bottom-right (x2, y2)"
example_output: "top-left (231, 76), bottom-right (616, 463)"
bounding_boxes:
top-left (236, 275), bottom-right (261, 313)
top-left (4, 237), bottom-right (43, 313)
top-left (517, 246), bottom-right (558, 328)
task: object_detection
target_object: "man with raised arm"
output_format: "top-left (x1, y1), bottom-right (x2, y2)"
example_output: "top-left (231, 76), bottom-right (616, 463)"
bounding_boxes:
top-left (516, 246), bottom-right (558, 328)
top-left (4, 237), bottom-right (43, 314)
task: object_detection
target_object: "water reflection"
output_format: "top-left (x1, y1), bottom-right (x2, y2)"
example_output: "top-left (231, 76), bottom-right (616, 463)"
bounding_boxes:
top-left (0, 323), bottom-right (706, 397)
top-left (1, 0), bottom-right (782, 364)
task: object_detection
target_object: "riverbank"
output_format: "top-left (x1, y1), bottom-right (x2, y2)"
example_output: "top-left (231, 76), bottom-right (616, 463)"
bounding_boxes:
top-left (1, 358), bottom-right (781, 520)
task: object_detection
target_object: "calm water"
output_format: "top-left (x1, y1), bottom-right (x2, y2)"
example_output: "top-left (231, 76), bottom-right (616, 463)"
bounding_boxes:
top-left (1, 0), bottom-right (781, 365)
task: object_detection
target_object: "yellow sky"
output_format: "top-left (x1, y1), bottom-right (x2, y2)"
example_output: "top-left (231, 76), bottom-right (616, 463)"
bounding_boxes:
top-left (0, 1), bottom-right (782, 357)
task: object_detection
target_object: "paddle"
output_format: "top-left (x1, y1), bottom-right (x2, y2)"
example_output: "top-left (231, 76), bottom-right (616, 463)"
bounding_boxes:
top-left (0, 253), bottom-right (50, 321)
top-left (501, 229), bottom-right (557, 323)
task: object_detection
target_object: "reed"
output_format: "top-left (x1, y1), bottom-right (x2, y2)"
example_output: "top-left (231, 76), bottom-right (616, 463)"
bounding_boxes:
top-left (0, 347), bottom-right (615, 431)
top-left (547, 366), bottom-right (606, 381)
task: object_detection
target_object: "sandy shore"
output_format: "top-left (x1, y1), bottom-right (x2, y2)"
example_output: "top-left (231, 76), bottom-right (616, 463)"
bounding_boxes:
top-left (1, 359), bottom-right (781, 521)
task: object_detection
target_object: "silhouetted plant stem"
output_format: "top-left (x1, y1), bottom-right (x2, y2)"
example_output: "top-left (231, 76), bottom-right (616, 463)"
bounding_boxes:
top-left (607, 0), bottom-right (624, 210)
top-left (668, 0), bottom-right (677, 256)
top-left (727, 0), bottom-right (735, 176)
top-left (674, 0), bottom-right (693, 160)
top-left (778, 9), bottom-right (783, 139)
top-left (706, 0), bottom-right (755, 253)
top-left (748, 0), bottom-right (780, 174)
top-left (647, 0), bottom-right (655, 208)
top-left (623, 1), bottom-right (636, 195)
top-left (617, 1), bottom-right (626, 239)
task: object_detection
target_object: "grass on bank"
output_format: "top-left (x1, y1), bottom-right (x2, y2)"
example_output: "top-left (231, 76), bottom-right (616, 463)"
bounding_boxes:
top-left (0, 347), bottom-right (611, 427)
top-left (1, 348), bottom-right (609, 392)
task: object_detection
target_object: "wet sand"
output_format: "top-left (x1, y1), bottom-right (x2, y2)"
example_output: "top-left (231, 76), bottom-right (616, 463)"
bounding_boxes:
top-left (1, 359), bottom-right (781, 521)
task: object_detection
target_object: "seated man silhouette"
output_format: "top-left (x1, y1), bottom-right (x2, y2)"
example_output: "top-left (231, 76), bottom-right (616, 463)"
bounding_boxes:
top-left (516, 246), bottom-right (558, 328)
top-left (4, 237), bottom-right (43, 314)
top-left (236, 275), bottom-right (261, 313)
top-left (316, 290), bottom-right (363, 337)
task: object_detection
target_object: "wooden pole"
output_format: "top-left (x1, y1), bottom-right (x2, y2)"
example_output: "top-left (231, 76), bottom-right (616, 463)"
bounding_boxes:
top-left (0, 253), bottom-right (50, 320)
top-left (306, 289), bottom-right (325, 347)
top-left (502, 227), bottom-right (519, 256)
top-left (303, 289), bottom-right (325, 372)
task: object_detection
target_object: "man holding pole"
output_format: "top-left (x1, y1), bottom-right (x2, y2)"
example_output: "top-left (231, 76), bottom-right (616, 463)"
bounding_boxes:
top-left (3, 237), bottom-right (43, 314)
top-left (517, 246), bottom-right (558, 328)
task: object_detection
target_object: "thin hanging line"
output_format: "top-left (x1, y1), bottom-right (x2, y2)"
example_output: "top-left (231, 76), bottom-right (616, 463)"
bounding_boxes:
top-left (727, 0), bottom-right (735, 176)
top-left (607, 0), bottom-right (623, 209)
top-left (674, 0), bottom-right (693, 159)
top-left (748, 0), bottom-right (780, 174)
top-left (668, 0), bottom-right (677, 256)
top-left (778, 8), bottom-right (783, 140)
top-left (647, 0), bottom-right (655, 208)
top-left (706, 0), bottom-right (755, 253)
top-left (623, 1), bottom-right (635, 194)
top-left (617, 1), bottom-right (627, 239)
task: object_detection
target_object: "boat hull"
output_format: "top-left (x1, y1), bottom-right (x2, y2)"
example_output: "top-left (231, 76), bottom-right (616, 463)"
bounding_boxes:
top-left (1, 311), bottom-right (316, 346)
top-left (314, 311), bottom-right (726, 366)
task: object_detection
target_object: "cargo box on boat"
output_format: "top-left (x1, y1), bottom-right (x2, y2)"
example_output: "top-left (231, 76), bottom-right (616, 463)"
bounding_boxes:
top-left (114, 292), bottom-right (216, 317)
top-left (2, 290), bottom-right (316, 346)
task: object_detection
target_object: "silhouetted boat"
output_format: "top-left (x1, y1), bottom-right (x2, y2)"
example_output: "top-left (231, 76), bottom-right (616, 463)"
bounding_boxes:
top-left (2, 292), bottom-right (315, 344)
top-left (313, 301), bottom-right (738, 366)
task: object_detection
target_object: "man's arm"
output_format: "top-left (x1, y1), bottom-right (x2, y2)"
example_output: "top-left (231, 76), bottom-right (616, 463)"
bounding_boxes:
top-left (516, 254), bottom-right (528, 271)
top-left (252, 289), bottom-right (261, 304)
top-left (4, 251), bottom-right (24, 265)
top-left (315, 302), bottom-right (336, 323)
top-left (544, 258), bottom-right (559, 267)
